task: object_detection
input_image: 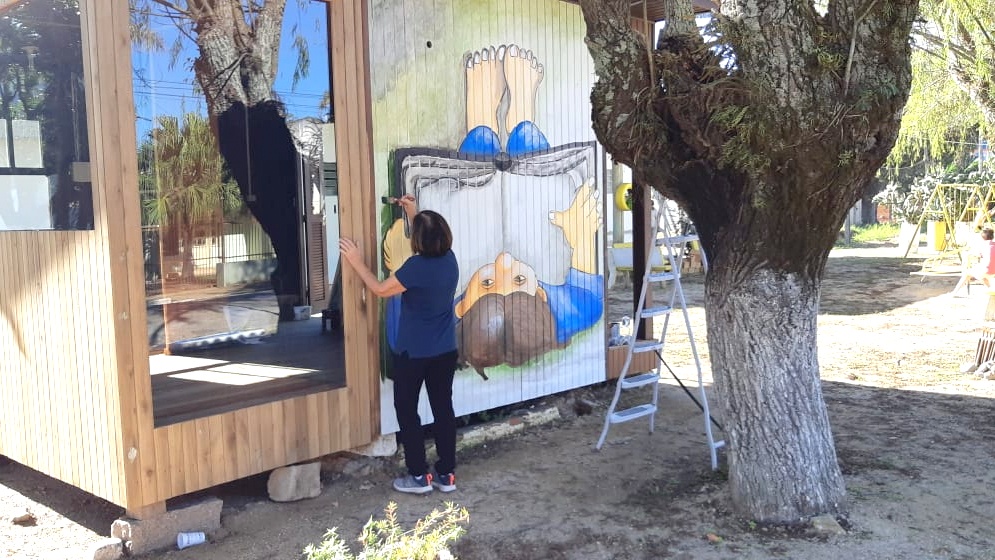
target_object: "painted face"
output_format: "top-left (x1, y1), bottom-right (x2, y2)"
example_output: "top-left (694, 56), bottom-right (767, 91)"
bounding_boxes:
top-left (455, 252), bottom-right (547, 318)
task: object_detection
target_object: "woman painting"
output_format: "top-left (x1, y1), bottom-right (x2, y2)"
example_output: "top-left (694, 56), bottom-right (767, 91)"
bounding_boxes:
top-left (338, 195), bottom-right (459, 494)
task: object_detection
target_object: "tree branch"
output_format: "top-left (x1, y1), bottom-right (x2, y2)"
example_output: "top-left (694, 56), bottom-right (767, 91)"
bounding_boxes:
top-left (842, 0), bottom-right (878, 97)
top-left (231, 0), bottom-right (251, 45)
top-left (660, 0), bottom-right (697, 41)
top-left (147, 0), bottom-right (194, 19)
top-left (913, 28), bottom-right (974, 63)
top-left (954, 0), bottom-right (995, 54)
top-left (577, 0), bottom-right (654, 167)
top-left (253, 0), bottom-right (288, 82)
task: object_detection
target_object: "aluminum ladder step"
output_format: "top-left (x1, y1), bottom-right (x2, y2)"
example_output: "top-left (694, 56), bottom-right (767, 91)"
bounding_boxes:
top-left (647, 271), bottom-right (677, 282)
top-left (656, 234), bottom-right (699, 247)
top-left (639, 305), bottom-right (671, 318)
top-left (609, 403), bottom-right (657, 424)
top-left (620, 372), bottom-right (660, 389)
top-left (632, 340), bottom-right (663, 353)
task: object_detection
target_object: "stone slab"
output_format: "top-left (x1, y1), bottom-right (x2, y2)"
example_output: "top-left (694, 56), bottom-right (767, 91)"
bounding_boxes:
top-left (111, 497), bottom-right (222, 556)
top-left (267, 462), bottom-right (322, 502)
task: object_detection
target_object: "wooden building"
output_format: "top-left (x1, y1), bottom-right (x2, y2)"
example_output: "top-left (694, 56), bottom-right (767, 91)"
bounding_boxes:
top-left (0, 0), bottom-right (707, 516)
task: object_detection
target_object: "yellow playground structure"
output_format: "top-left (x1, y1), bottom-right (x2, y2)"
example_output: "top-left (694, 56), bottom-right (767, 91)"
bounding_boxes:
top-left (903, 183), bottom-right (995, 274)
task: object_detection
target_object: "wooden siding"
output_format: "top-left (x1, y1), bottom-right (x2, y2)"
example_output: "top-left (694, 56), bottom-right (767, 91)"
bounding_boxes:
top-left (329, 0), bottom-right (381, 445)
top-left (1, 0), bottom-right (381, 511)
top-left (139, 0), bottom-right (381, 507)
top-left (0, 0), bottom-right (133, 506)
top-left (149, 391), bottom-right (353, 497)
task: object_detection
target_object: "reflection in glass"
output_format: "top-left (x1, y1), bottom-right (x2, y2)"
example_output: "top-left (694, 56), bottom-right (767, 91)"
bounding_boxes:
top-left (131, 0), bottom-right (345, 426)
top-left (0, 0), bottom-right (92, 231)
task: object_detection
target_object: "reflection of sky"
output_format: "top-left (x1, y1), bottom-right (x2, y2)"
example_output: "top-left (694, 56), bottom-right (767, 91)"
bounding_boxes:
top-left (132, 1), bottom-right (330, 141)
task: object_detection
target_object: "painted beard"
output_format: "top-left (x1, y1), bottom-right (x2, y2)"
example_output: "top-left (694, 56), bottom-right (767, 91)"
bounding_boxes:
top-left (457, 291), bottom-right (564, 380)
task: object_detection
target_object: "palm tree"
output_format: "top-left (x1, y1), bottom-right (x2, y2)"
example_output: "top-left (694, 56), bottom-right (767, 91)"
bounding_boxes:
top-left (142, 112), bottom-right (240, 282)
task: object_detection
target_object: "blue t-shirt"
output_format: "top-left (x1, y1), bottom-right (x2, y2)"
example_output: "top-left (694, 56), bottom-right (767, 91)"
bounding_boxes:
top-left (393, 250), bottom-right (459, 358)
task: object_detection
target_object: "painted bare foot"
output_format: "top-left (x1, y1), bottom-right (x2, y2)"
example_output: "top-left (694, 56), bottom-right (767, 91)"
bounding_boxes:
top-left (503, 44), bottom-right (543, 136)
top-left (464, 46), bottom-right (507, 138)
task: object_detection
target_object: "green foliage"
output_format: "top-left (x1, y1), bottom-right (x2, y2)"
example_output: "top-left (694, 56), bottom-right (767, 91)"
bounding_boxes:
top-left (709, 104), bottom-right (772, 177)
top-left (141, 113), bottom-right (241, 227)
top-left (892, 49), bottom-right (982, 165)
top-left (898, 0), bottom-right (995, 165)
top-left (303, 502), bottom-right (469, 560)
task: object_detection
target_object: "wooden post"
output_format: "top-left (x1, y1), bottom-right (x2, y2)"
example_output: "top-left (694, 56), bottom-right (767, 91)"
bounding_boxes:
top-left (631, 182), bottom-right (653, 340)
top-left (975, 292), bottom-right (995, 367)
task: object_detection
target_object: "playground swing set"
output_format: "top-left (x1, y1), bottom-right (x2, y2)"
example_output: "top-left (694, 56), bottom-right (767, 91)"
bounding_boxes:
top-left (904, 183), bottom-right (995, 279)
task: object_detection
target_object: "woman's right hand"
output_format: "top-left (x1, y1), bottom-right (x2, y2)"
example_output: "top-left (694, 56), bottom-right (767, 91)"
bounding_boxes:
top-left (338, 238), bottom-right (364, 268)
top-left (398, 194), bottom-right (418, 219)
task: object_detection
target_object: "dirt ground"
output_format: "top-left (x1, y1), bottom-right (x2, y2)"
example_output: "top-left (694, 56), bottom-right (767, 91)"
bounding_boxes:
top-left (4, 244), bottom-right (995, 560)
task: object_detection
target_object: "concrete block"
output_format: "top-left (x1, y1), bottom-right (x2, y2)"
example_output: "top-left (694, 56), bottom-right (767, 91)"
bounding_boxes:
top-left (267, 462), bottom-right (322, 502)
top-left (458, 421), bottom-right (523, 449)
top-left (522, 406), bottom-right (561, 426)
top-left (88, 537), bottom-right (123, 560)
top-left (111, 497), bottom-right (222, 556)
top-left (351, 433), bottom-right (398, 457)
top-left (455, 406), bottom-right (559, 450)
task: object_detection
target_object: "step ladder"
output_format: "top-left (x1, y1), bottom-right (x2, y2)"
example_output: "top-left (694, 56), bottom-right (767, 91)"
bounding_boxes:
top-left (595, 202), bottom-right (725, 470)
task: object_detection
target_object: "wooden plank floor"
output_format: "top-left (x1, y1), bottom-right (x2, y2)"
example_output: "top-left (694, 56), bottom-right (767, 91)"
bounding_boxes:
top-left (150, 317), bottom-right (346, 427)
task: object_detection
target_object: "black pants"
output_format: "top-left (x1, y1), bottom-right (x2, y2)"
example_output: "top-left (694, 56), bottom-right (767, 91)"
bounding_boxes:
top-left (393, 350), bottom-right (458, 477)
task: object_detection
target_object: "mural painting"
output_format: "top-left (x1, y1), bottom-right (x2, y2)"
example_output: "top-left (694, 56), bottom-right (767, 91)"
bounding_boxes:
top-left (372, 2), bottom-right (604, 433)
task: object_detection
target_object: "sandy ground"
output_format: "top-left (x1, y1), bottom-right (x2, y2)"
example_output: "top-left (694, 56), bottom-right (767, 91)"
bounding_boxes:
top-left (3, 244), bottom-right (995, 560)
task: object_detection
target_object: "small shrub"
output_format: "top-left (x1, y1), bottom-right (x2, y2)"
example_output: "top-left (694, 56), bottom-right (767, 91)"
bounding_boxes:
top-left (303, 501), bottom-right (469, 560)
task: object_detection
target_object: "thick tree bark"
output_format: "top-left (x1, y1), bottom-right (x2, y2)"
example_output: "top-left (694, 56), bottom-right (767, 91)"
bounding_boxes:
top-left (706, 265), bottom-right (844, 521)
top-left (579, 0), bottom-right (918, 522)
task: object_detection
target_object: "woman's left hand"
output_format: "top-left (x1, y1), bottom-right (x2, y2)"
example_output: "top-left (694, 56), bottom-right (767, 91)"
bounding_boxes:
top-left (339, 238), bottom-right (364, 267)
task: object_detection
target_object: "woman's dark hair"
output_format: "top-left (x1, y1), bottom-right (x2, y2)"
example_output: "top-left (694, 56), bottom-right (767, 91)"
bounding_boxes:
top-left (410, 210), bottom-right (453, 257)
top-left (983, 227), bottom-right (994, 241)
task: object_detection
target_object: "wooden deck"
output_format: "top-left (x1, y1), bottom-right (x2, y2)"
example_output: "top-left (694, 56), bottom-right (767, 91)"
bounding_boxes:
top-left (150, 317), bottom-right (346, 427)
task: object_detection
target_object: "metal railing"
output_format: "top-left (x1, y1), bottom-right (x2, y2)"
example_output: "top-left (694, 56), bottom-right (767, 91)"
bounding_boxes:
top-left (142, 221), bottom-right (276, 296)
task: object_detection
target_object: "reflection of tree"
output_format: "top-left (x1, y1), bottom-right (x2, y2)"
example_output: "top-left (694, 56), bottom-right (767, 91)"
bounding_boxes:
top-left (130, 0), bottom-right (317, 319)
top-left (0, 0), bottom-right (91, 229)
top-left (141, 112), bottom-right (240, 281)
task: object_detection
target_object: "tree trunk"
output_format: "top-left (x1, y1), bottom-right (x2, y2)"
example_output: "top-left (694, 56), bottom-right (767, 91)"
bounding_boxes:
top-left (706, 263), bottom-right (845, 521)
top-left (578, 0), bottom-right (919, 522)
top-left (169, 0), bottom-right (302, 315)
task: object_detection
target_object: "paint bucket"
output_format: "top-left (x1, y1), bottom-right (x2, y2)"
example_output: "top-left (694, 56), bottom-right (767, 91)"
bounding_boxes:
top-left (293, 305), bottom-right (312, 320)
top-left (177, 531), bottom-right (206, 550)
top-left (609, 322), bottom-right (622, 346)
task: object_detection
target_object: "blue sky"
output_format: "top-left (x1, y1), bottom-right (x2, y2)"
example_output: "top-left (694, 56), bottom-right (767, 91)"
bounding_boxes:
top-left (132, 0), bottom-right (330, 141)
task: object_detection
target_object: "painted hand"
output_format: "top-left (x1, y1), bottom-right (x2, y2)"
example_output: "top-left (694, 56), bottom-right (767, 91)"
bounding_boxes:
top-left (550, 178), bottom-right (601, 246)
top-left (549, 178), bottom-right (601, 274)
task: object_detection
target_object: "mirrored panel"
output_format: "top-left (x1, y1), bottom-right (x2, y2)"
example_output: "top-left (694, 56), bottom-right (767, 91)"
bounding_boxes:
top-left (130, 0), bottom-right (344, 426)
top-left (0, 0), bottom-right (92, 231)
